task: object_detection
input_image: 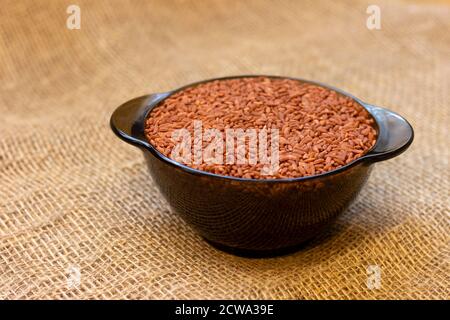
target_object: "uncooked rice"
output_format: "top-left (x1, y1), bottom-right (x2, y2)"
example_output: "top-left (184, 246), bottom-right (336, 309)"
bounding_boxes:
top-left (145, 77), bottom-right (377, 179)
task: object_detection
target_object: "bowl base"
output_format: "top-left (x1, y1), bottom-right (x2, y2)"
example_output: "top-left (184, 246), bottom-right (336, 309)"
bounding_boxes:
top-left (204, 238), bottom-right (312, 258)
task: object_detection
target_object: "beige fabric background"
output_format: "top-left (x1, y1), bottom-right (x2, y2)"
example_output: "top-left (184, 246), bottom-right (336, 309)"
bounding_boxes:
top-left (0, 0), bottom-right (449, 299)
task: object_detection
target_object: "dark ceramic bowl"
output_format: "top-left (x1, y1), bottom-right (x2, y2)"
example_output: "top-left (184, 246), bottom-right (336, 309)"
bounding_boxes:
top-left (111, 75), bottom-right (414, 257)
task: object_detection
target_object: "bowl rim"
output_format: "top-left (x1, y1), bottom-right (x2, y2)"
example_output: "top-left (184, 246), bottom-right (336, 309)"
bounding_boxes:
top-left (113, 74), bottom-right (410, 183)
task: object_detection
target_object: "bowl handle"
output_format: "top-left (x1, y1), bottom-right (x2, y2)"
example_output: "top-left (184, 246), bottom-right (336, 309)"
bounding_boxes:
top-left (110, 93), bottom-right (169, 149)
top-left (363, 104), bottom-right (414, 162)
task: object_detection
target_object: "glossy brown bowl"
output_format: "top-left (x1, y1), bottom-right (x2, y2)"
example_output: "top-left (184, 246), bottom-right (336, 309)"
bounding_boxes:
top-left (110, 75), bottom-right (414, 257)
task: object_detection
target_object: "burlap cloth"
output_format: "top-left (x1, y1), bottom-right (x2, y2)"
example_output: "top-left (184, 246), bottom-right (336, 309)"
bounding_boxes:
top-left (0, 0), bottom-right (448, 300)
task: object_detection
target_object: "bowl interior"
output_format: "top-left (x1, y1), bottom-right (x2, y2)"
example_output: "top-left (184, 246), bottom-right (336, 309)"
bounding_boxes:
top-left (140, 75), bottom-right (380, 183)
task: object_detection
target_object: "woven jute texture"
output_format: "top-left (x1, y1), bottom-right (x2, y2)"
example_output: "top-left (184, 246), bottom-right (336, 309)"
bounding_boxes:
top-left (1, 0), bottom-right (449, 299)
